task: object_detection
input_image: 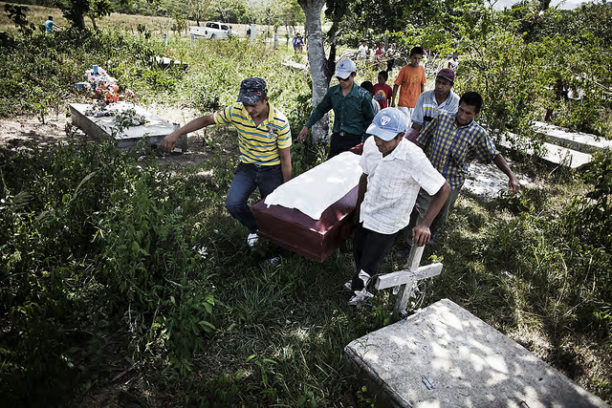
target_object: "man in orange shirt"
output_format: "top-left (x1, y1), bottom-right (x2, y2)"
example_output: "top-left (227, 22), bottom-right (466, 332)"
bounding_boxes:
top-left (391, 46), bottom-right (426, 129)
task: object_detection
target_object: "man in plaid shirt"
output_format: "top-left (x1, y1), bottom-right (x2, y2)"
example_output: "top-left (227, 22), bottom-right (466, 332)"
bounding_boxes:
top-left (408, 91), bottom-right (519, 242)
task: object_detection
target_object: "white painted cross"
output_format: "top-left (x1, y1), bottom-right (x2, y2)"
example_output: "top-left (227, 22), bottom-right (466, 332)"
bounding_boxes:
top-left (374, 245), bottom-right (443, 319)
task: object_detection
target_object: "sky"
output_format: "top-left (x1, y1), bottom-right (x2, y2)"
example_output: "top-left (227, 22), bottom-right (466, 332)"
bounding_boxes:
top-left (492, 0), bottom-right (598, 9)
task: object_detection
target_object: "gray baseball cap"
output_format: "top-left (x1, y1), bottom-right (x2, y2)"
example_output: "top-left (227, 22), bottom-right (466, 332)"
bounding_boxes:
top-left (237, 77), bottom-right (267, 105)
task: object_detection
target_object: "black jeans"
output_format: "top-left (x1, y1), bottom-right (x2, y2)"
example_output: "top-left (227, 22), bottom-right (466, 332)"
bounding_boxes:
top-left (225, 162), bottom-right (283, 233)
top-left (329, 132), bottom-right (362, 159)
top-left (352, 223), bottom-right (399, 291)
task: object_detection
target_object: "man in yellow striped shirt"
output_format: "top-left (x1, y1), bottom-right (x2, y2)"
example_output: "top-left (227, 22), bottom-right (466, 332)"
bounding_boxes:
top-left (161, 78), bottom-right (292, 247)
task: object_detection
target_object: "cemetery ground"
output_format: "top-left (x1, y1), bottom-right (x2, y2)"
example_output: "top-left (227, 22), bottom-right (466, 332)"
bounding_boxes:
top-left (1, 12), bottom-right (611, 407)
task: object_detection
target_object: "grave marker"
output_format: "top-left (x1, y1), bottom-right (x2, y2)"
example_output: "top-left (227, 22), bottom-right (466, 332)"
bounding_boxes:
top-left (345, 299), bottom-right (608, 408)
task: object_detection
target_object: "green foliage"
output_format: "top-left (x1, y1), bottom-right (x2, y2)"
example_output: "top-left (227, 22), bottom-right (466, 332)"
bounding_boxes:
top-left (563, 150), bottom-right (612, 251)
top-left (56, 0), bottom-right (90, 29)
top-left (0, 28), bottom-right (184, 117)
top-left (4, 4), bottom-right (38, 36)
top-left (0, 141), bottom-right (215, 405)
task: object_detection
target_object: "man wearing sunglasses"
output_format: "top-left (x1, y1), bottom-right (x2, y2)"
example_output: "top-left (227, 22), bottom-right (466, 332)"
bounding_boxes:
top-left (297, 58), bottom-right (375, 158)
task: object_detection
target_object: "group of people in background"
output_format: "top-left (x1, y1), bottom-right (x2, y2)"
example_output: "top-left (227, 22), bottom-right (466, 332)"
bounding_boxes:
top-left (358, 41), bottom-right (398, 72)
top-left (160, 41), bottom-right (520, 306)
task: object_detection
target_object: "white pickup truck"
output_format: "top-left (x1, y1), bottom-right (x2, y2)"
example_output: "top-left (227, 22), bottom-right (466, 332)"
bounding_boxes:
top-left (189, 22), bottom-right (233, 39)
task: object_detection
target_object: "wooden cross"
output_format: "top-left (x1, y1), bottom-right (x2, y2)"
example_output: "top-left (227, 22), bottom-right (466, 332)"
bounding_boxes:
top-left (374, 245), bottom-right (443, 319)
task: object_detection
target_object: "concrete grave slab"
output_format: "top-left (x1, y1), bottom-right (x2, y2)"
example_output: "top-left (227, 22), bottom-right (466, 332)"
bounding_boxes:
top-left (499, 132), bottom-right (592, 169)
top-left (345, 299), bottom-right (608, 408)
top-left (282, 60), bottom-right (308, 70)
top-left (154, 56), bottom-right (188, 70)
top-left (462, 162), bottom-right (538, 199)
top-left (532, 121), bottom-right (612, 154)
top-left (70, 102), bottom-right (185, 151)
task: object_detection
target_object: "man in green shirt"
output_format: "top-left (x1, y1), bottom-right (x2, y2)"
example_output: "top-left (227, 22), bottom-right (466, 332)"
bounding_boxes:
top-left (297, 58), bottom-right (375, 158)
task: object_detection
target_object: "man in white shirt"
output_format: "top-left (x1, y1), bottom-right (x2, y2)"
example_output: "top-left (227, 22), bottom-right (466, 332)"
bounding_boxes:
top-left (348, 108), bottom-right (450, 305)
top-left (358, 41), bottom-right (368, 60)
top-left (448, 53), bottom-right (459, 70)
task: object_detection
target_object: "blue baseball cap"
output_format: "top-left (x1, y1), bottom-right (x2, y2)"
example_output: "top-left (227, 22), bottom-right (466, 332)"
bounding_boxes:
top-left (335, 58), bottom-right (357, 79)
top-left (237, 77), bottom-right (267, 105)
top-left (366, 108), bottom-right (406, 141)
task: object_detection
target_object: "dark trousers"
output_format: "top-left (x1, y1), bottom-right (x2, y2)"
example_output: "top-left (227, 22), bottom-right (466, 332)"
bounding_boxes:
top-left (225, 162), bottom-right (283, 233)
top-left (405, 187), bottom-right (460, 244)
top-left (387, 58), bottom-right (395, 72)
top-left (352, 223), bottom-right (399, 291)
top-left (329, 132), bottom-right (362, 159)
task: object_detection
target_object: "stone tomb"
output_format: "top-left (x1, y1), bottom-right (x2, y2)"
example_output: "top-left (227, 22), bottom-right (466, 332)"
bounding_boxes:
top-left (70, 102), bottom-right (186, 151)
top-left (345, 299), bottom-right (607, 408)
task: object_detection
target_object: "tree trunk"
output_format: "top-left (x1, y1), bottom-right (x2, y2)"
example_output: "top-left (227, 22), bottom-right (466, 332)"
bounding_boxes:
top-left (298, 0), bottom-right (329, 142)
top-left (89, 15), bottom-right (98, 31)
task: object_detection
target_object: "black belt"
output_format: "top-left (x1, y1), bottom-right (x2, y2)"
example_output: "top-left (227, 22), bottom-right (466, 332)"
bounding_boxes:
top-left (337, 131), bottom-right (362, 137)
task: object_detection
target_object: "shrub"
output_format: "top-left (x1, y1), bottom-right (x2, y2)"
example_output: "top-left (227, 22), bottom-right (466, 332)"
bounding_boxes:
top-left (0, 141), bottom-right (215, 405)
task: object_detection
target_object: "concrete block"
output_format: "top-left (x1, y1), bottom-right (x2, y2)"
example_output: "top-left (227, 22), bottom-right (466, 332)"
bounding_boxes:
top-left (154, 56), bottom-right (188, 70)
top-left (533, 121), bottom-right (612, 154)
top-left (70, 102), bottom-right (185, 151)
top-left (500, 133), bottom-right (592, 169)
top-left (345, 299), bottom-right (608, 408)
top-left (282, 60), bottom-right (307, 70)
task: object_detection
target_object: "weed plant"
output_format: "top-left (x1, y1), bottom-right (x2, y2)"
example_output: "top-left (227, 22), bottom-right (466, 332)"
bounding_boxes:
top-left (0, 140), bottom-right (216, 405)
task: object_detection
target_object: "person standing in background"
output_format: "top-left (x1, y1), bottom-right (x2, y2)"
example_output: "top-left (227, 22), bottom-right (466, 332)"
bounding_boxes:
top-left (391, 46), bottom-right (426, 129)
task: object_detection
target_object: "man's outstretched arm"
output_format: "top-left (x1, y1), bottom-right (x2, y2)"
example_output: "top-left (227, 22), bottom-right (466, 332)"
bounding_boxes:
top-left (391, 84), bottom-right (400, 107)
top-left (160, 114), bottom-right (215, 152)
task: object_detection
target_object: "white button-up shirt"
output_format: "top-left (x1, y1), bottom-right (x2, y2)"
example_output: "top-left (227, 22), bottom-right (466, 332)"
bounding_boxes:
top-left (359, 137), bottom-right (446, 235)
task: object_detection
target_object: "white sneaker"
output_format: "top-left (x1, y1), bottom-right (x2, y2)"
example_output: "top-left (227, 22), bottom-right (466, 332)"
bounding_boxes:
top-left (348, 288), bottom-right (374, 306)
top-left (264, 256), bottom-right (281, 265)
top-left (343, 280), bottom-right (353, 292)
top-left (246, 232), bottom-right (259, 247)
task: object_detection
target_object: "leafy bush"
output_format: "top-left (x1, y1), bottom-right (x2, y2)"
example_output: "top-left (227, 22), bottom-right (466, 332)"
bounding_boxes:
top-left (0, 141), bottom-right (215, 405)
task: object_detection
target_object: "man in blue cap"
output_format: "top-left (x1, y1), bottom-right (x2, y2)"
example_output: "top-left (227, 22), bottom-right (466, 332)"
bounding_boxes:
top-left (297, 58), bottom-right (375, 158)
top-left (161, 78), bottom-right (292, 247)
top-left (347, 107), bottom-right (450, 305)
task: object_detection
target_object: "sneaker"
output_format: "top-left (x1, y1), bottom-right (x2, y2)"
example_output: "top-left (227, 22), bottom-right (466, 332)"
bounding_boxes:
top-left (246, 232), bottom-right (259, 247)
top-left (264, 256), bottom-right (281, 265)
top-left (348, 288), bottom-right (374, 306)
top-left (343, 280), bottom-right (353, 292)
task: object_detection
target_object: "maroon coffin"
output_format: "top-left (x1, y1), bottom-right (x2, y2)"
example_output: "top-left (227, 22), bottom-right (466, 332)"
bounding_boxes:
top-left (251, 186), bottom-right (358, 263)
top-left (251, 148), bottom-right (365, 263)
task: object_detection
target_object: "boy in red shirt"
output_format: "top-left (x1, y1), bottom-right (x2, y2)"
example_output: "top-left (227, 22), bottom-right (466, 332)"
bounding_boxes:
top-left (373, 71), bottom-right (393, 109)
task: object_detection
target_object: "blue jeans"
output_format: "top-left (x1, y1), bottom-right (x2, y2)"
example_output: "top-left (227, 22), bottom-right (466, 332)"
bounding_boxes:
top-left (225, 162), bottom-right (283, 233)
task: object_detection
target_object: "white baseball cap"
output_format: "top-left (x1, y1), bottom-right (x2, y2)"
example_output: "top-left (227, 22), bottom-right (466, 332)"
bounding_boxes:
top-left (335, 58), bottom-right (357, 80)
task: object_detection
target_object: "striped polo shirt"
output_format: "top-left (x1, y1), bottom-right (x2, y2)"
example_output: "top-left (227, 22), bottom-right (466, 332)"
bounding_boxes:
top-left (417, 112), bottom-right (499, 190)
top-left (411, 89), bottom-right (459, 128)
top-left (213, 102), bottom-right (292, 166)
